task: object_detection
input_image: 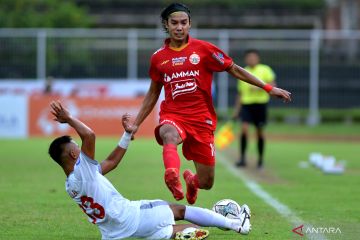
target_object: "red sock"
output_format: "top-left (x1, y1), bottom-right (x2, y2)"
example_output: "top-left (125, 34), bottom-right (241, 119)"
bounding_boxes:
top-left (163, 144), bottom-right (181, 170)
top-left (192, 174), bottom-right (200, 189)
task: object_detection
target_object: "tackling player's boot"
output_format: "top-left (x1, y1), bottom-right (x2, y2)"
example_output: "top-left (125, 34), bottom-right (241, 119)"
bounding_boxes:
top-left (183, 169), bottom-right (198, 205)
top-left (164, 168), bottom-right (184, 201)
top-left (233, 204), bottom-right (252, 235)
top-left (175, 227), bottom-right (209, 240)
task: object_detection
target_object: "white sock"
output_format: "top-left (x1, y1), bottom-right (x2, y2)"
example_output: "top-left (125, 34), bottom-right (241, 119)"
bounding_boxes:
top-left (184, 206), bottom-right (238, 231)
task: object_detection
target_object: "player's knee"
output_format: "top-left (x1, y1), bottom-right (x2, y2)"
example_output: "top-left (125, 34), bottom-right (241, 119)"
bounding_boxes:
top-left (169, 204), bottom-right (186, 220)
top-left (256, 128), bottom-right (264, 138)
top-left (161, 131), bottom-right (179, 144)
top-left (241, 124), bottom-right (249, 134)
top-left (241, 129), bottom-right (248, 136)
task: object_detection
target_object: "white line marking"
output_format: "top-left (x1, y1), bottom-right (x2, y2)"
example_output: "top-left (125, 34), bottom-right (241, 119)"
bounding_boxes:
top-left (217, 152), bottom-right (327, 240)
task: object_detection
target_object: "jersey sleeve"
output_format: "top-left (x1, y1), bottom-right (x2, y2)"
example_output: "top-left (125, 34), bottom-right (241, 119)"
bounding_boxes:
top-left (73, 152), bottom-right (100, 181)
top-left (204, 42), bottom-right (233, 72)
top-left (149, 55), bottom-right (161, 82)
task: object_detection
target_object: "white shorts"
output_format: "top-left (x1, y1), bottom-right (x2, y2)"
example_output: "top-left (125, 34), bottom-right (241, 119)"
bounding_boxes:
top-left (131, 200), bottom-right (175, 239)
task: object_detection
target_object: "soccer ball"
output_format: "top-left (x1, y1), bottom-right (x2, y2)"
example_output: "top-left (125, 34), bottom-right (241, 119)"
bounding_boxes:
top-left (212, 199), bottom-right (241, 219)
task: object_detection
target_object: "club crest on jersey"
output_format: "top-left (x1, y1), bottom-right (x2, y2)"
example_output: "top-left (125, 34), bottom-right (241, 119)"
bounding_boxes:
top-left (170, 78), bottom-right (197, 99)
top-left (172, 57), bottom-right (187, 66)
top-left (163, 70), bottom-right (200, 82)
top-left (212, 52), bottom-right (225, 65)
top-left (189, 53), bottom-right (200, 65)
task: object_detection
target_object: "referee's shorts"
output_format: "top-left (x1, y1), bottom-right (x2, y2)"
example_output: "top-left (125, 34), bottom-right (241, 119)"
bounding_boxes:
top-left (239, 103), bottom-right (268, 128)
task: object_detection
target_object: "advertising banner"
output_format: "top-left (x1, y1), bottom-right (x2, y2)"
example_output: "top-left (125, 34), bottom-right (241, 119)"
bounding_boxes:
top-left (29, 95), bottom-right (158, 137)
top-left (0, 95), bottom-right (28, 138)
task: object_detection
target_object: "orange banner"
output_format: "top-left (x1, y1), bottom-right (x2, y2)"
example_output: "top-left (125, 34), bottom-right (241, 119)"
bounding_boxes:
top-left (29, 95), bottom-right (158, 137)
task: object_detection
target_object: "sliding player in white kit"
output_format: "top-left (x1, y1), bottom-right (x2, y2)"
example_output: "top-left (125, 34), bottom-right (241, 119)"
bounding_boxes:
top-left (48, 101), bottom-right (251, 239)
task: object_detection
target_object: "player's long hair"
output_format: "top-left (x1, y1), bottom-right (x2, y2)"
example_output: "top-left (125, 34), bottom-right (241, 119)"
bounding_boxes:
top-left (160, 2), bottom-right (191, 33)
top-left (48, 135), bottom-right (72, 166)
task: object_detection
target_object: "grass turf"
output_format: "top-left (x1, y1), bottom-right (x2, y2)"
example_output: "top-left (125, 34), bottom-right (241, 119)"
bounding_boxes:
top-left (0, 123), bottom-right (359, 239)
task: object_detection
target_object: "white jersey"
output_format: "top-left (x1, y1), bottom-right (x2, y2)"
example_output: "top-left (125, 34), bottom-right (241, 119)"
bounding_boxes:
top-left (65, 152), bottom-right (141, 239)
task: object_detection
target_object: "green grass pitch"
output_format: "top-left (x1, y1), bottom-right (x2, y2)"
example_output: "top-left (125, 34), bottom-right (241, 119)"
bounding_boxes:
top-left (0, 123), bottom-right (359, 239)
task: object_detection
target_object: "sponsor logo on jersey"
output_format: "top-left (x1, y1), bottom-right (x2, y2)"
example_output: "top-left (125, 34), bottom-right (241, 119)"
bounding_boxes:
top-left (212, 52), bottom-right (225, 65)
top-left (163, 70), bottom-right (200, 82)
top-left (170, 78), bottom-right (197, 99)
top-left (70, 190), bottom-right (79, 198)
top-left (160, 60), bottom-right (170, 66)
top-left (172, 57), bottom-right (187, 66)
top-left (164, 73), bottom-right (172, 82)
top-left (189, 53), bottom-right (200, 65)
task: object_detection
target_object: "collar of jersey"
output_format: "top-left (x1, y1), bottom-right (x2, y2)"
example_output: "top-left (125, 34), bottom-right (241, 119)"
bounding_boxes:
top-left (66, 171), bottom-right (74, 181)
top-left (165, 35), bottom-right (191, 51)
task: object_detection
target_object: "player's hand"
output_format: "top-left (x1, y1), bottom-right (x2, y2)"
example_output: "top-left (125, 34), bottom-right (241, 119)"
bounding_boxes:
top-left (269, 87), bottom-right (291, 103)
top-left (50, 100), bottom-right (71, 123)
top-left (122, 113), bottom-right (133, 133)
top-left (130, 125), bottom-right (139, 135)
top-left (128, 125), bottom-right (138, 140)
top-left (121, 114), bottom-right (137, 140)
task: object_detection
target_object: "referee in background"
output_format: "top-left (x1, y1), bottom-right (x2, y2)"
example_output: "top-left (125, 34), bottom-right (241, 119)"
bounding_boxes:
top-left (233, 49), bottom-right (276, 169)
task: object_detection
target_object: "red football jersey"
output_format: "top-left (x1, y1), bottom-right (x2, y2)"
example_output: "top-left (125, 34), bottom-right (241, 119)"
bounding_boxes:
top-left (149, 36), bottom-right (233, 131)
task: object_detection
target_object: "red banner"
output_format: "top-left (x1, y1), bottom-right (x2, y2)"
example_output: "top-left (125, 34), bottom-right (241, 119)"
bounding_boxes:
top-left (29, 95), bottom-right (158, 137)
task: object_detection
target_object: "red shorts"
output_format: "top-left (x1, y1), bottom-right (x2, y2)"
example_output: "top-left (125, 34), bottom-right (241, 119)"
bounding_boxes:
top-left (154, 116), bottom-right (216, 166)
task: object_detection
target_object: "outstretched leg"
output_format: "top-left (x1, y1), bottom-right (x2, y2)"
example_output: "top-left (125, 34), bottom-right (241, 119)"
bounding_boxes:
top-left (169, 204), bottom-right (251, 235)
top-left (170, 204), bottom-right (207, 239)
top-left (159, 124), bottom-right (184, 200)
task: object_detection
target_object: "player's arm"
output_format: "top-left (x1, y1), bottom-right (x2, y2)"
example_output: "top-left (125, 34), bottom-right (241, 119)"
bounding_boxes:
top-left (132, 80), bottom-right (163, 134)
top-left (227, 64), bottom-right (291, 102)
top-left (100, 114), bottom-right (132, 175)
top-left (50, 101), bottom-right (95, 159)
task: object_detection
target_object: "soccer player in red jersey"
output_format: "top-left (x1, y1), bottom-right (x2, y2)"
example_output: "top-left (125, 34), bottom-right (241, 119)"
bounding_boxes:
top-left (131, 3), bottom-right (291, 204)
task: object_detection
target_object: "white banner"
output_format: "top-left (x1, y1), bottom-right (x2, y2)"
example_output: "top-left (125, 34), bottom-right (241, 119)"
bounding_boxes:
top-left (0, 95), bottom-right (28, 138)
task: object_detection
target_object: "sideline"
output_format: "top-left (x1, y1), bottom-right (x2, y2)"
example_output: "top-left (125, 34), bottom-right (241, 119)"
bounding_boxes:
top-left (217, 152), bottom-right (327, 240)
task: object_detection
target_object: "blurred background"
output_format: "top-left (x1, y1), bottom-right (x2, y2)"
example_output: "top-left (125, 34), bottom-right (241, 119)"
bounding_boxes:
top-left (1, 2), bottom-right (359, 239)
top-left (0, 0), bottom-right (360, 138)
